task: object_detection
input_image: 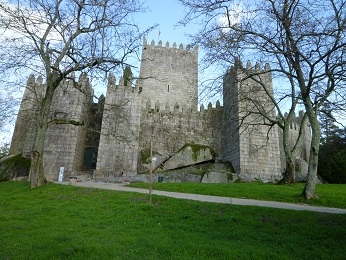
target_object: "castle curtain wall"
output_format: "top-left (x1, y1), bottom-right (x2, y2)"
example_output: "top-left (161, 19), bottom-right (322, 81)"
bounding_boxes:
top-left (137, 102), bottom-right (223, 169)
top-left (10, 37), bottom-right (311, 181)
top-left (95, 75), bottom-right (141, 178)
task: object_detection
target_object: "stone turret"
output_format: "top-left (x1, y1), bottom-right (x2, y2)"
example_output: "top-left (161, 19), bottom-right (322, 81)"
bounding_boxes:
top-left (43, 73), bottom-right (93, 180)
top-left (10, 73), bottom-right (93, 180)
top-left (10, 75), bottom-right (44, 157)
top-left (222, 61), bottom-right (281, 179)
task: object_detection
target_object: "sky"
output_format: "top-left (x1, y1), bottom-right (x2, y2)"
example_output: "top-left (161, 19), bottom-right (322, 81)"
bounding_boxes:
top-left (137, 0), bottom-right (195, 48)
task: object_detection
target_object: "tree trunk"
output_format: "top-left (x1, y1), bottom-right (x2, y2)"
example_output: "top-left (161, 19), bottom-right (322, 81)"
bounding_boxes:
top-left (278, 122), bottom-right (296, 185)
top-left (302, 128), bottom-right (320, 199)
top-left (302, 103), bottom-right (321, 199)
top-left (29, 80), bottom-right (56, 188)
top-left (30, 151), bottom-right (46, 188)
top-left (279, 157), bottom-right (295, 184)
top-left (29, 121), bottom-right (48, 188)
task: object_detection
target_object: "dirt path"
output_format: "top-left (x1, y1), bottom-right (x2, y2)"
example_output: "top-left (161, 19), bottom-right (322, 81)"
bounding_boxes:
top-left (56, 180), bottom-right (346, 214)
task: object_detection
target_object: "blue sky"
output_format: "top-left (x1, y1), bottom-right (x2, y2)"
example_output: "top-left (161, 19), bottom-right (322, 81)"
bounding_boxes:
top-left (137, 0), bottom-right (195, 47)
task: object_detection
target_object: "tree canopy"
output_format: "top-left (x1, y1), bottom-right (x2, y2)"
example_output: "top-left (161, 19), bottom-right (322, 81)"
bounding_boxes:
top-left (319, 112), bottom-right (346, 183)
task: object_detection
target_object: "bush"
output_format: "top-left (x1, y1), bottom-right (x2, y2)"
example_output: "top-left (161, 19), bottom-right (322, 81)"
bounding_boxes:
top-left (318, 149), bottom-right (346, 183)
top-left (318, 127), bottom-right (346, 183)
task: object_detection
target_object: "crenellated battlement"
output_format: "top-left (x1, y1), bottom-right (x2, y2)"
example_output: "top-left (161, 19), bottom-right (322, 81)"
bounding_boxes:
top-left (104, 73), bottom-right (141, 100)
top-left (143, 99), bottom-right (222, 114)
top-left (199, 100), bottom-right (222, 113)
top-left (25, 72), bottom-right (93, 96)
top-left (226, 60), bottom-right (271, 73)
top-left (143, 36), bottom-right (198, 53)
top-left (224, 61), bottom-right (272, 86)
top-left (284, 110), bottom-right (307, 131)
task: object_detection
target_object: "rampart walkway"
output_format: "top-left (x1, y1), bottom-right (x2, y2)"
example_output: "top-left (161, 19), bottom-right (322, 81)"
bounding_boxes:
top-left (56, 181), bottom-right (346, 214)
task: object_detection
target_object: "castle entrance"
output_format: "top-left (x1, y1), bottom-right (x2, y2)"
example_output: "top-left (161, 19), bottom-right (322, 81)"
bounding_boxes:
top-left (83, 147), bottom-right (97, 169)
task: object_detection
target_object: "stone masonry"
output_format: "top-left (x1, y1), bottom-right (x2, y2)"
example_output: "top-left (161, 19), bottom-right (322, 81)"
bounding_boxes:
top-left (10, 73), bottom-right (93, 180)
top-left (10, 37), bottom-right (311, 181)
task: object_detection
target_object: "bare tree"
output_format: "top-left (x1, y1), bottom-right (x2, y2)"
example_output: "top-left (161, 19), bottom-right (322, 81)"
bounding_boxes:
top-left (179, 0), bottom-right (346, 199)
top-left (0, 0), bottom-right (155, 187)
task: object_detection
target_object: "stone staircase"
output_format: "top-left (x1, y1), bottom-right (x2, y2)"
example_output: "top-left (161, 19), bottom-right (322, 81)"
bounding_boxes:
top-left (77, 169), bottom-right (94, 182)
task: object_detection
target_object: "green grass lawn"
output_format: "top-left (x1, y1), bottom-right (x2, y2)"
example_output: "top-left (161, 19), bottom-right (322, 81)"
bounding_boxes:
top-left (1, 181), bottom-right (346, 259)
top-left (130, 182), bottom-right (346, 209)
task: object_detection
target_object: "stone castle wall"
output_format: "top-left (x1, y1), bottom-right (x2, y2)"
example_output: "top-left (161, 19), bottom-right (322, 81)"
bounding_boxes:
top-left (10, 73), bottom-right (93, 181)
top-left (279, 111), bottom-right (311, 173)
top-left (95, 75), bottom-right (141, 178)
top-left (138, 101), bottom-right (223, 168)
top-left (10, 75), bottom-right (44, 157)
top-left (10, 37), bottom-right (311, 182)
top-left (95, 37), bottom-right (202, 178)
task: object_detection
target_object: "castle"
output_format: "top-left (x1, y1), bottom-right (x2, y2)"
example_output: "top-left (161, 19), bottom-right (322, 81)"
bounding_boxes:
top-left (10, 37), bottom-right (310, 182)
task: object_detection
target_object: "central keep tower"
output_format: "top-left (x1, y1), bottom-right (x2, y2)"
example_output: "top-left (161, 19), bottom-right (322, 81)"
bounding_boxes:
top-left (95, 37), bottom-right (199, 178)
top-left (138, 37), bottom-right (198, 109)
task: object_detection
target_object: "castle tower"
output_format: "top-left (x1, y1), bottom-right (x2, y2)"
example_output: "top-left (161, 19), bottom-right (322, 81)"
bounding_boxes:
top-left (222, 61), bottom-right (281, 179)
top-left (42, 73), bottom-right (93, 180)
top-left (95, 74), bottom-right (141, 178)
top-left (10, 75), bottom-right (45, 157)
top-left (138, 37), bottom-right (198, 110)
top-left (10, 73), bottom-right (93, 181)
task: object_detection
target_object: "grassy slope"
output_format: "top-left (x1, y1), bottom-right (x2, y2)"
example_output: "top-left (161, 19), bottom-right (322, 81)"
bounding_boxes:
top-left (130, 182), bottom-right (346, 209)
top-left (0, 181), bottom-right (346, 259)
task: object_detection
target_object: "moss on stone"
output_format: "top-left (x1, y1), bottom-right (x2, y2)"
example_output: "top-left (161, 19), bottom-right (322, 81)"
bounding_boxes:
top-left (227, 164), bottom-right (235, 173)
top-left (140, 149), bottom-right (161, 164)
top-left (190, 169), bottom-right (208, 176)
top-left (141, 149), bottom-right (150, 164)
top-left (227, 172), bottom-right (233, 182)
top-left (180, 143), bottom-right (215, 162)
top-left (0, 154), bottom-right (31, 182)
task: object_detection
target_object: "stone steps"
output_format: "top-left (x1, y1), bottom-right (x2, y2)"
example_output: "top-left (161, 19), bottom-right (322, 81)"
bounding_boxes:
top-left (77, 169), bottom-right (94, 182)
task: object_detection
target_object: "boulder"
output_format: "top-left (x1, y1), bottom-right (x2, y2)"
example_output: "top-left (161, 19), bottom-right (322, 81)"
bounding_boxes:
top-left (201, 172), bottom-right (229, 183)
top-left (161, 144), bottom-right (214, 171)
top-left (138, 149), bottom-right (169, 173)
top-left (295, 158), bottom-right (308, 182)
top-left (0, 154), bottom-right (30, 182)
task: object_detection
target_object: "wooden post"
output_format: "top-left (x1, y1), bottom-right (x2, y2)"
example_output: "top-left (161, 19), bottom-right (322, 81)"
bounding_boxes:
top-left (149, 139), bottom-right (153, 204)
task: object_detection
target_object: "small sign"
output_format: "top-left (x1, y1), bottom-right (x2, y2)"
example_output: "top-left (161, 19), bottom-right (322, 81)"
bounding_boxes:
top-left (58, 167), bottom-right (64, 182)
top-left (152, 157), bottom-right (157, 162)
